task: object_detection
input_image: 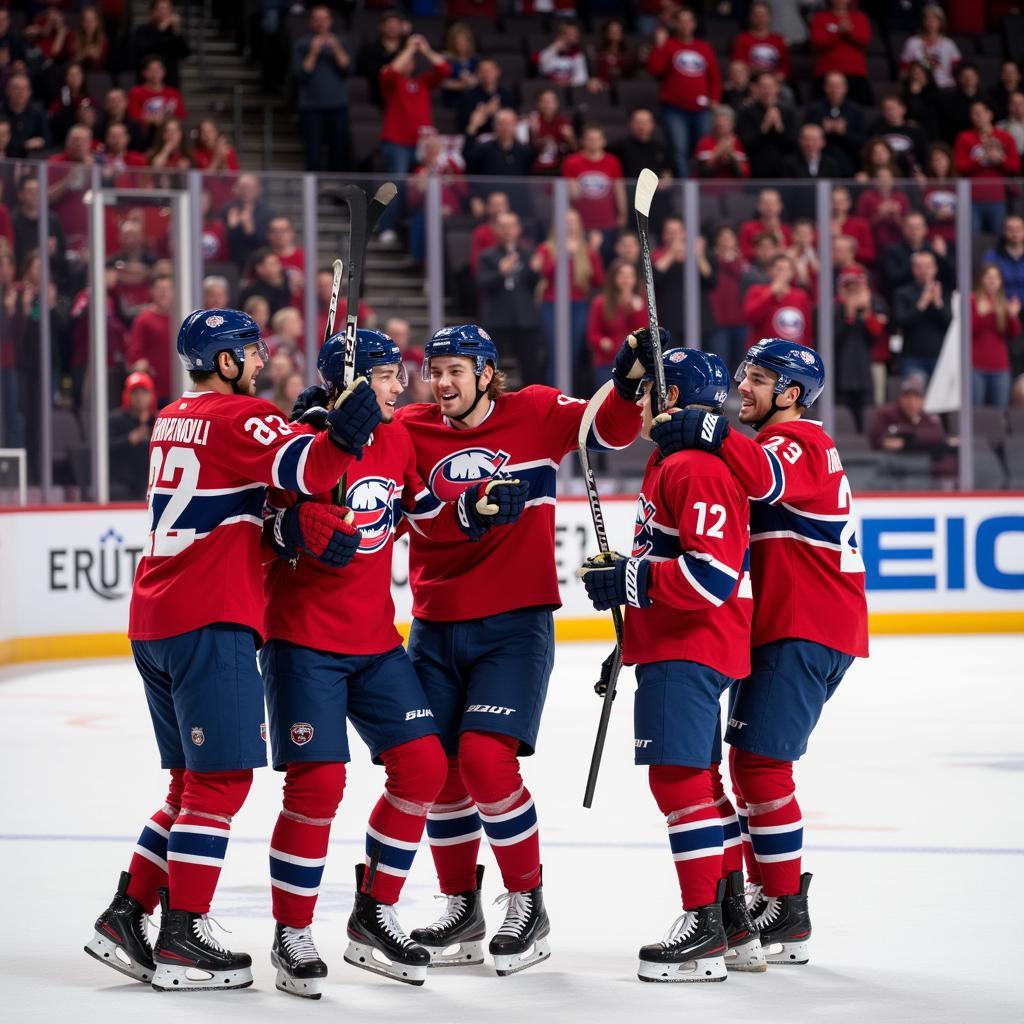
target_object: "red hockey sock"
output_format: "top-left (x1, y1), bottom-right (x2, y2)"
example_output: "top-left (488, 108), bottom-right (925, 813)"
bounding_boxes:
top-left (728, 748), bottom-right (763, 886)
top-left (127, 769), bottom-right (184, 913)
top-left (460, 731), bottom-right (540, 893)
top-left (649, 765), bottom-right (724, 910)
top-left (270, 762), bottom-right (346, 928)
top-left (425, 756), bottom-right (482, 896)
top-left (710, 762), bottom-right (743, 877)
top-left (167, 769), bottom-right (252, 915)
top-left (731, 749), bottom-right (802, 897)
top-left (364, 737), bottom-right (447, 905)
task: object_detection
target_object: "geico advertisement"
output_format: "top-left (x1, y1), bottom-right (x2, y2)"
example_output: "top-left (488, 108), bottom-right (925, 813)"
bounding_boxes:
top-left (0, 495), bottom-right (1022, 640)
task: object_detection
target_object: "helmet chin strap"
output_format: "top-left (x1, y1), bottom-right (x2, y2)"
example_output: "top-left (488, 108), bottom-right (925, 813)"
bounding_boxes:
top-left (449, 379), bottom-right (489, 422)
top-left (216, 352), bottom-right (247, 394)
top-left (751, 393), bottom-right (784, 431)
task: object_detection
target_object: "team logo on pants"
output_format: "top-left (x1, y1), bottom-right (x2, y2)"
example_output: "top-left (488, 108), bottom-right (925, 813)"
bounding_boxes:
top-left (260, 722), bottom-right (267, 742)
top-left (346, 476), bottom-right (398, 554)
top-left (290, 722), bottom-right (314, 746)
top-left (190, 726), bottom-right (205, 746)
top-left (429, 447), bottom-right (511, 502)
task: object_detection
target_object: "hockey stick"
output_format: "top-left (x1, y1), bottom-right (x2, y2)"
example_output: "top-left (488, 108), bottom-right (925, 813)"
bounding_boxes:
top-left (366, 181), bottom-right (397, 234)
top-left (578, 378), bottom-right (625, 809)
top-left (323, 258), bottom-right (344, 346)
top-left (635, 168), bottom-right (668, 413)
top-left (333, 184), bottom-right (369, 389)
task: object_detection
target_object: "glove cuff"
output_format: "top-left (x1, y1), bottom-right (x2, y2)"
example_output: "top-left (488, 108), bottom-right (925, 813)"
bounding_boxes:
top-left (457, 486), bottom-right (486, 541)
top-left (611, 368), bottom-right (642, 402)
top-left (624, 557), bottom-right (652, 608)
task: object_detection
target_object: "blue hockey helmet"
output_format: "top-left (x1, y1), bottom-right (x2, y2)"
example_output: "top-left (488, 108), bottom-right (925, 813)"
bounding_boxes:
top-left (176, 308), bottom-right (268, 372)
top-left (737, 338), bottom-right (825, 408)
top-left (422, 324), bottom-right (499, 380)
top-left (318, 328), bottom-right (407, 390)
top-left (646, 347), bottom-right (730, 410)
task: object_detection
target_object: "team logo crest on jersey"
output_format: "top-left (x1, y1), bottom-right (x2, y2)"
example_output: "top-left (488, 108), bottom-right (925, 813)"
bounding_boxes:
top-left (749, 43), bottom-right (780, 69)
top-left (346, 476), bottom-right (398, 554)
top-left (578, 171), bottom-right (611, 199)
top-left (429, 448), bottom-right (511, 502)
top-left (632, 494), bottom-right (657, 558)
top-left (290, 722), bottom-right (314, 746)
top-left (672, 49), bottom-right (707, 76)
top-left (190, 726), bottom-right (205, 746)
top-left (771, 306), bottom-right (805, 340)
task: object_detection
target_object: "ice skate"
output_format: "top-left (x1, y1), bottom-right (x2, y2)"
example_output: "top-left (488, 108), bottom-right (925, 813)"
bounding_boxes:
top-left (271, 923), bottom-right (328, 999)
top-left (721, 870), bottom-right (766, 972)
top-left (637, 881), bottom-right (728, 983)
top-left (150, 888), bottom-right (253, 992)
top-left (489, 875), bottom-right (551, 977)
top-left (410, 864), bottom-right (487, 967)
top-left (83, 870), bottom-right (156, 983)
top-left (754, 872), bottom-right (812, 965)
top-left (344, 863), bottom-right (429, 985)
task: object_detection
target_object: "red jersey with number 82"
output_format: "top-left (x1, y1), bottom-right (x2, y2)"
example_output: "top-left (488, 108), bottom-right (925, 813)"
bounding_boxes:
top-left (718, 419), bottom-right (869, 658)
top-left (129, 389), bottom-right (354, 642)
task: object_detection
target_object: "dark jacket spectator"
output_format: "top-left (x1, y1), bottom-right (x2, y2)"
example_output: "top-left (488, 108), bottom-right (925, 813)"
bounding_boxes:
top-left (456, 58), bottom-right (514, 135)
top-left (942, 62), bottom-right (984, 144)
top-left (2, 74), bottom-right (51, 157)
top-left (132, 0), bottom-right (190, 88)
top-left (355, 9), bottom-right (408, 108)
top-left (983, 216), bottom-right (1024, 303)
top-left (651, 217), bottom-right (716, 343)
top-left (223, 174), bottom-right (272, 269)
top-left (869, 375), bottom-right (956, 480)
top-left (833, 268), bottom-right (888, 431)
top-left (892, 252), bottom-right (953, 369)
top-left (880, 212), bottom-right (954, 299)
top-left (610, 108), bottom-right (672, 181)
top-left (737, 72), bottom-right (798, 178)
top-left (238, 249), bottom-right (292, 317)
top-left (465, 109), bottom-right (535, 215)
top-left (803, 72), bottom-right (866, 176)
top-left (109, 371), bottom-right (156, 500)
top-left (865, 95), bottom-right (929, 176)
top-left (899, 61), bottom-right (942, 142)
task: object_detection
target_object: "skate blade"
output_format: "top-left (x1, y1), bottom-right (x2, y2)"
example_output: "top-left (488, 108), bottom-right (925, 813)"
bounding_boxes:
top-left (763, 939), bottom-right (809, 966)
top-left (637, 953), bottom-right (727, 983)
top-left (493, 936), bottom-right (551, 977)
top-left (421, 939), bottom-right (486, 968)
top-left (83, 931), bottom-right (154, 983)
top-left (344, 940), bottom-right (427, 986)
top-left (726, 936), bottom-right (768, 973)
top-left (151, 962), bottom-right (254, 991)
top-left (274, 967), bottom-right (324, 999)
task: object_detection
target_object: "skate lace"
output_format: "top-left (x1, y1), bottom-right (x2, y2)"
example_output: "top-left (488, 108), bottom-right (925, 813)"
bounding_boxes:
top-left (745, 882), bottom-right (763, 908)
top-left (753, 896), bottom-right (782, 930)
top-left (493, 891), bottom-right (532, 938)
top-left (427, 893), bottom-right (468, 933)
top-left (660, 911), bottom-right (698, 949)
top-left (192, 914), bottom-right (230, 954)
top-left (137, 912), bottom-right (154, 954)
top-left (281, 925), bottom-right (320, 965)
top-left (376, 904), bottom-right (414, 948)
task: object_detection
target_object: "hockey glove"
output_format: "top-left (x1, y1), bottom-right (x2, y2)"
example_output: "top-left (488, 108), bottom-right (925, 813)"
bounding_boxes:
top-left (577, 551), bottom-right (652, 610)
top-left (611, 327), bottom-right (670, 400)
top-left (457, 478), bottom-right (530, 541)
top-left (290, 384), bottom-right (330, 424)
top-left (325, 377), bottom-right (382, 458)
top-left (650, 408), bottom-right (730, 457)
top-left (267, 502), bottom-right (360, 568)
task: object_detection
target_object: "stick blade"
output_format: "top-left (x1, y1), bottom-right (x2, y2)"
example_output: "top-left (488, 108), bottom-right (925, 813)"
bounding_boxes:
top-left (578, 378), bottom-right (616, 448)
top-left (372, 182), bottom-right (398, 206)
top-left (634, 168), bottom-right (659, 218)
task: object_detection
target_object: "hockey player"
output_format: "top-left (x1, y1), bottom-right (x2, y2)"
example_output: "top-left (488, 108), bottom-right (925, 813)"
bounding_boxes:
top-left (393, 324), bottom-right (645, 976)
top-left (83, 308), bottom-right (380, 992)
top-left (648, 338), bottom-right (869, 965)
top-left (262, 329), bottom-right (529, 995)
top-left (578, 348), bottom-right (760, 983)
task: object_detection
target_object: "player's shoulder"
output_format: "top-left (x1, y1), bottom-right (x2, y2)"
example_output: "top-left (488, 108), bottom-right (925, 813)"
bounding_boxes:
top-left (757, 417), bottom-right (830, 449)
top-left (394, 400), bottom-right (442, 428)
top-left (513, 384), bottom-right (586, 411)
top-left (662, 447), bottom-right (738, 484)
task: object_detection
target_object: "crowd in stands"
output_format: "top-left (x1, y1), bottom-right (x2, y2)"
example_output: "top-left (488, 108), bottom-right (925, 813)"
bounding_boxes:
top-left (4, 0), bottom-right (1024, 494)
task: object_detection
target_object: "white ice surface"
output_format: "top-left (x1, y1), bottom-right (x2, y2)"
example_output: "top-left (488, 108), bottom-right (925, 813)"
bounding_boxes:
top-left (1, 636), bottom-right (1023, 1023)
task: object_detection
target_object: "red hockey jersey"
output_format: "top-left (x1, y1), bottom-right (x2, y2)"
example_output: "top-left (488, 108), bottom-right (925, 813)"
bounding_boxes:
top-left (129, 390), bottom-right (354, 642)
top-left (718, 419), bottom-right (869, 658)
top-left (263, 420), bottom-right (466, 656)
top-left (396, 386), bottom-right (641, 622)
top-left (623, 448), bottom-right (752, 679)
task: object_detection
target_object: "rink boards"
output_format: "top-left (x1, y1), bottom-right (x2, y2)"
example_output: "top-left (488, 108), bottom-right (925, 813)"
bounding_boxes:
top-left (0, 493), bottom-right (1021, 664)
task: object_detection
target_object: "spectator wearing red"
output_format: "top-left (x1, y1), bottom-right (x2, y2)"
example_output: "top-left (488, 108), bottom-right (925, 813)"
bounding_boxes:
top-left (786, 219), bottom-right (820, 297)
top-left (693, 105), bottom-right (749, 179)
top-left (108, 215), bottom-right (157, 319)
top-left (954, 100), bottom-right (1021, 234)
top-left (593, 18), bottom-right (638, 87)
top-left (469, 191), bottom-right (509, 274)
top-left (646, 5), bottom-right (721, 177)
top-left (192, 117), bottom-right (238, 211)
top-left (855, 167), bottom-right (911, 254)
top-left (831, 185), bottom-right (875, 265)
top-left (73, 5), bottom-right (109, 70)
top-left (586, 259), bottom-right (646, 384)
top-left (100, 122), bottom-right (147, 189)
top-left (919, 143), bottom-right (959, 248)
top-left (378, 33), bottom-right (449, 243)
top-left (200, 191), bottom-right (228, 262)
top-left (809, 0), bottom-right (872, 105)
top-left (126, 273), bottom-right (174, 402)
top-left (530, 208), bottom-right (604, 380)
top-left (562, 125), bottom-right (626, 261)
top-left (26, 7), bottom-right (73, 65)
top-left (707, 225), bottom-right (750, 370)
top-left (743, 253), bottom-right (814, 349)
top-left (834, 267), bottom-right (888, 430)
top-left (535, 19), bottom-right (590, 88)
top-left (528, 88), bottom-right (577, 176)
top-left (971, 263), bottom-right (1020, 408)
top-left (738, 188), bottom-right (792, 262)
top-left (48, 125), bottom-right (97, 256)
top-left (732, 1), bottom-right (790, 81)
top-left (127, 56), bottom-right (186, 132)
top-left (267, 215), bottom-right (306, 301)
top-left (407, 134), bottom-right (468, 266)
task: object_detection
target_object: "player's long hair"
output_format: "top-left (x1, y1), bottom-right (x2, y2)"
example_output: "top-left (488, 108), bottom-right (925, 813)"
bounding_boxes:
top-left (486, 367), bottom-right (507, 400)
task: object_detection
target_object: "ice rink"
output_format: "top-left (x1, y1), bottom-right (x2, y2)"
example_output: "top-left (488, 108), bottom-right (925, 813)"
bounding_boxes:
top-left (2, 635), bottom-right (1022, 1023)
